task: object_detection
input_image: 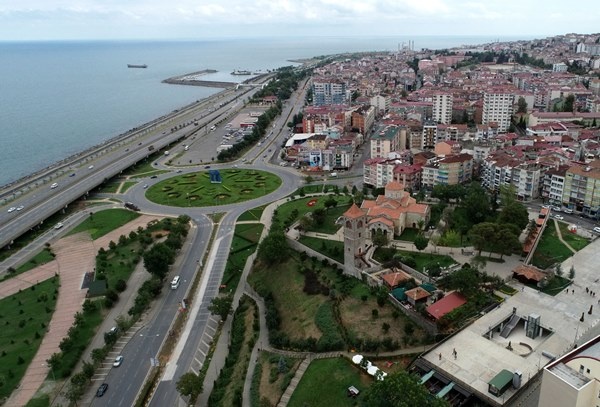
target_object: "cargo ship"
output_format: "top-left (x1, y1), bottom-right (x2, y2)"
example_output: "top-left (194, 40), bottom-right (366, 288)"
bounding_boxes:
top-left (231, 69), bottom-right (251, 75)
top-left (127, 64), bottom-right (148, 68)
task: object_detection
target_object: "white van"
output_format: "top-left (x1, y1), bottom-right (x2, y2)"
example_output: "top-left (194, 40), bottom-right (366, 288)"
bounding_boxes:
top-left (170, 276), bottom-right (180, 290)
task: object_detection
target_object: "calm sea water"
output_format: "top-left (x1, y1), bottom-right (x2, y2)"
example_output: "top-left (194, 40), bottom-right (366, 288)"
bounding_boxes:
top-left (0, 35), bottom-right (528, 186)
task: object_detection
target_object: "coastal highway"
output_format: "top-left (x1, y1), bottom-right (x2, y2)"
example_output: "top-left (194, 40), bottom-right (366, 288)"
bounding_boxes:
top-left (89, 213), bottom-right (213, 407)
top-left (91, 76), bottom-right (308, 406)
top-left (0, 79), bottom-right (270, 253)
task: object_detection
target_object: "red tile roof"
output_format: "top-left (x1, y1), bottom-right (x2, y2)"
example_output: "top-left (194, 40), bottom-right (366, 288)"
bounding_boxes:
top-left (343, 203), bottom-right (365, 219)
top-left (426, 292), bottom-right (467, 320)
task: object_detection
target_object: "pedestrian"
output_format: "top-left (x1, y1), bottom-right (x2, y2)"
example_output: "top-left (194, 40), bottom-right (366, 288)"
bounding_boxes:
top-left (439, 353), bottom-right (442, 361)
top-left (586, 287), bottom-right (589, 293)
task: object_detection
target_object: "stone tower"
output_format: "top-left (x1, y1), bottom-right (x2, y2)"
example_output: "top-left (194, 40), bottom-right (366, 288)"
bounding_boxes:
top-left (342, 203), bottom-right (367, 278)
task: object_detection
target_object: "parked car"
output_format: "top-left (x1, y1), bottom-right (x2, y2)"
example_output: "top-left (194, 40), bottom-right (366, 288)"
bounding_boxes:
top-left (563, 208), bottom-right (574, 214)
top-left (554, 214), bottom-right (564, 220)
top-left (113, 355), bottom-right (124, 367)
top-left (551, 206), bottom-right (561, 212)
top-left (96, 383), bottom-right (108, 397)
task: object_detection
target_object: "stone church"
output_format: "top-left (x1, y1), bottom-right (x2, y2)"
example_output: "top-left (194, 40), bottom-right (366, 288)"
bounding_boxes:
top-left (341, 181), bottom-right (430, 277)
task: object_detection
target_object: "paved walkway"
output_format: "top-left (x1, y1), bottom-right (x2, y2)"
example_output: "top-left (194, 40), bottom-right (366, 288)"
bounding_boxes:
top-left (0, 262), bottom-right (59, 300)
top-left (3, 214), bottom-right (160, 406)
top-left (552, 219), bottom-right (577, 254)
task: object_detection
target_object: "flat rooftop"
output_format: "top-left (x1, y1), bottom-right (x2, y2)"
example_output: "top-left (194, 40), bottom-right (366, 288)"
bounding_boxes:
top-left (421, 238), bottom-right (600, 405)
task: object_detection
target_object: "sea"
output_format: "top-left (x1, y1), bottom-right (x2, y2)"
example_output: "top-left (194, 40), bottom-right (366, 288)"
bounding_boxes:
top-left (0, 35), bottom-right (531, 187)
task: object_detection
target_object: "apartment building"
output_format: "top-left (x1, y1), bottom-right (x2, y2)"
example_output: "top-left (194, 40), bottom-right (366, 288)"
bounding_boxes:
top-left (312, 78), bottom-right (348, 106)
top-left (351, 105), bottom-right (376, 134)
top-left (422, 153), bottom-right (473, 188)
top-left (511, 163), bottom-right (545, 201)
top-left (541, 165), bottom-right (569, 205)
top-left (482, 90), bottom-right (514, 132)
top-left (563, 160), bottom-right (600, 217)
top-left (432, 93), bottom-right (453, 124)
top-left (370, 125), bottom-right (401, 158)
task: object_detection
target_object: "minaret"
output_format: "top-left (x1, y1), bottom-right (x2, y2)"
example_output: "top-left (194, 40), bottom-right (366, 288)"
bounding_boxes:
top-left (341, 203), bottom-right (367, 278)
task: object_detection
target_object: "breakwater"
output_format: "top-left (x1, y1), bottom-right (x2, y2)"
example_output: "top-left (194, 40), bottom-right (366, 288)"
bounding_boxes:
top-left (162, 69), bottom-right (237, 88)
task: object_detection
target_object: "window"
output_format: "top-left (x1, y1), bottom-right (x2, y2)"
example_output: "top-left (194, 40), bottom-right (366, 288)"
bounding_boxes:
top-left (580, 365), bottom-right (585, 373)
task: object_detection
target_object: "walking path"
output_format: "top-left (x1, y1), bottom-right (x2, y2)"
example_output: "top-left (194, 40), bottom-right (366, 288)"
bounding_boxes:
top-left (552, 219), bottom-right (577, 254)
top-left (2, 214), bottom-right (160, 406)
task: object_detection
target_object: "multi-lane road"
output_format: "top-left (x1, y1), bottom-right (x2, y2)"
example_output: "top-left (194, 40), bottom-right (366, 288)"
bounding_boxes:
top-left (86, 79), bottom-right (308, 406)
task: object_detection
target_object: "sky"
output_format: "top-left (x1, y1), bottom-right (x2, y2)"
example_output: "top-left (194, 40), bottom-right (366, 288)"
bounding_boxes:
top-left (0, 0), bottom-right (598, 41)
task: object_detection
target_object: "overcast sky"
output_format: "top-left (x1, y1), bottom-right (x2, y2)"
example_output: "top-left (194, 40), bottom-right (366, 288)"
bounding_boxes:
top-left (0, 0), bottom-right (598, 41)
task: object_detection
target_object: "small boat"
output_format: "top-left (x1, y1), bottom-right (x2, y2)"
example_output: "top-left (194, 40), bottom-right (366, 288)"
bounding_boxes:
top-left (231, 69), bottom-right (251, 75)
top-left (128, 64), bottom-right (148, 69)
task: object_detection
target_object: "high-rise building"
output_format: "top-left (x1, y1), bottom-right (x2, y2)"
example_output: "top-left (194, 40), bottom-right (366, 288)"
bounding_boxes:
top-left (312, 78), bottom-right (347, 106)
top-left (483, 89), bottom-right (514, 132)
top-left (432, 93), bottom-right (453, 124)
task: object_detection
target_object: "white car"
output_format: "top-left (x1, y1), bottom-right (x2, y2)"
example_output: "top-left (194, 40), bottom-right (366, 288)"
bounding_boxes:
top-left (7, 207), bottom-right (16, 213)
top-left (16, 205), bottom-right (24, 211)
top-left (554, 214), bottom-right (564, 220)
top-left (593, 227), bottom-right (600, 234)
top-left (54, 222), bottom-right (64, 230)
top-left (88, 165), bottom-right (94, 169)
top-left (563, 208), bottom-right (574, 214)
top-left (113, 355), bottom-right (124, 367)
top-left (50, 183), bottom-right (58, 189)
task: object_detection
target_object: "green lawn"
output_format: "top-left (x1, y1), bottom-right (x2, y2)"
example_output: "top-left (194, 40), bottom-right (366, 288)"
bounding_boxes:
top-left (305, 204), bottom-right (350, 235)
top-left (298, 236), bottom-right (344, 264)
top-left (94, 182), bottom-right (120, 194)
top-left (238, 205), bottom-right (266, 222)
top-left (531, 225), bottom-right (575, 269)
top-left (25, 394), bottom-right (50, 407)
top-left (120, 181), bottom-right (137, 193)
top-left (0, 277), bottom-right (59, 400)
top-left (396, 228), bottom-right (420, 242)
top-left (288, 358), bottom-right (371, 407)
top-left (373, 248), bottom-right (457, 272)
top-left (145, 169), bottom-right (282, 207)
top-left (221, 223), bottom-right (264, 293)
top-left (558, 223), bottom-right (590, 251)
top-left (276, 195), bottom-right (353, 229)
top-left (96, 240), bottom-right (143, 293)
top-left (539, 275), bottom-right (572, 296)
top-left (13, 249), bottom-right (55, 275)
top-left (68, 208), bottom-right (140, 240)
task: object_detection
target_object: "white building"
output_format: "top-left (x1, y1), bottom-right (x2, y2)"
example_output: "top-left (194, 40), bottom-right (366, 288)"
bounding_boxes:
top-left (538, 334), bottom-right (600, 407)
top-left (432, 93), bottom-right (453, 125)
top-left (552, 62), bottom-right (568, 72)
top-left (483, 90), bottom-right (514, 133)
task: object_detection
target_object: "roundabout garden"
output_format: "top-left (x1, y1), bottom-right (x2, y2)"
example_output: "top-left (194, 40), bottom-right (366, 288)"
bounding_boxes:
top-left (145, 169), bottom-right (282, 207)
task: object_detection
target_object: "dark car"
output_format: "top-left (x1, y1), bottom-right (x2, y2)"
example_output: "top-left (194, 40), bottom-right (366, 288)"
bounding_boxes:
top-left (204, 165), bottom-right (211, 169)
top-left (150, 175), bottom-right (158, 179)
top-left (96, 383), bottom-right (108, 397)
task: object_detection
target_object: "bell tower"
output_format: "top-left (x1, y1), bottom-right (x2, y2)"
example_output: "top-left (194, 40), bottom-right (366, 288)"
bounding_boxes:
top-left (342, 203), bottom-right (367, 278)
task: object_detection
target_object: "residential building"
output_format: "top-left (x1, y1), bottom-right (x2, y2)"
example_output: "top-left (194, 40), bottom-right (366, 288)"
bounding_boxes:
top-left (483, 89), bottom-right (514, 132)
top-left (370, 94), bottom-right (390, 115)
top-left (312, 78), bottom-right (348, 106)
top-left (512, 163), bottom-right (545, 201)
top-left (432, 93), bottom-right (453, 124)
top-left (541, 165), bottom-right (569, 205)
top-left (563, 160), bottom-right (600, 217)
top-left (370, 125), bottom-right (401, 158)
top-left (351, 105), bottom-right (376, 134)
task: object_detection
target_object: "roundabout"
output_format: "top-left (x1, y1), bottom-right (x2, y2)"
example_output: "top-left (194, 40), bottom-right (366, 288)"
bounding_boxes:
top-left (145, 169), bottom-right (282, 207)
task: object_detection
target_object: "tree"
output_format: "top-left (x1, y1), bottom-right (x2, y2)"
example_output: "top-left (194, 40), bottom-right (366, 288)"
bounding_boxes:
top-left (563, 94), bottom-right (575, 112)
top-left (469, 222), bottom-right (498, 256)
top-left (324, 196), bottom-right (338, 212)
top-left (517, 96), bottom-right (528, 114)
top-left (257, 227), bottom-right (288, 265)
top-left (176, 371), bottom-right (204, 403)
top-left (498, 202), bottom-right (529, 231)
top-left (208, 295), bottom-right (233, 320)
top-left (312, 208), bottom-right (326, 226)
top-left (372, 230), bottom-right (389, 249)
top-left (414, 234), bottom-right (429, 252)
top-left (569, 265), bottom-right (576, 280)
top-left (363, 370), bottom-right (449, 407)
top-left (495, 225), bottom-right (521, 260)
top-left (143, 243), bottom-right (175, 280)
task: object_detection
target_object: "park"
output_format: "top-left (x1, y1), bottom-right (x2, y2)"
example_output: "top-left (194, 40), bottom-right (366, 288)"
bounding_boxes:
top-left (145, 169), bottom-right (282, 207)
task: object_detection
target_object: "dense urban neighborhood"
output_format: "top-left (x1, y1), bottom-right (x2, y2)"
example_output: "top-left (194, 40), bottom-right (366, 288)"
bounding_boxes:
top-left (4, 32), bottom-right (600, 407)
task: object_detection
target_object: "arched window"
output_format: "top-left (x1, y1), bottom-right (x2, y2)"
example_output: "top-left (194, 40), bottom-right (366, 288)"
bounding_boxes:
top-left (346, 221), bottom-right (352, 229)
top-left (357, 221), bottom-right (363, 228)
